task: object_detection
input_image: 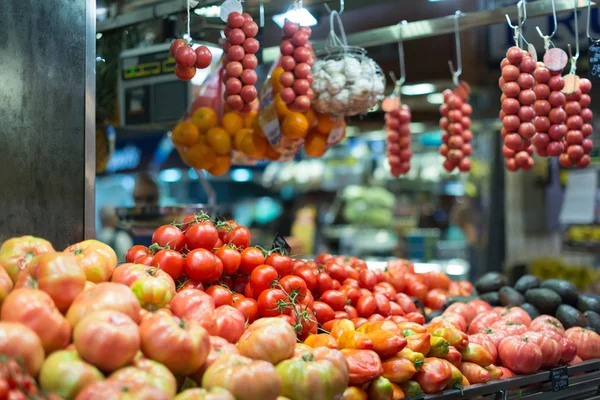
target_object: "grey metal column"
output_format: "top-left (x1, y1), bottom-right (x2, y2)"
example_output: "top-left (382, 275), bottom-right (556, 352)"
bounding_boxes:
top-left (0, 0), bottom-right (96, 248)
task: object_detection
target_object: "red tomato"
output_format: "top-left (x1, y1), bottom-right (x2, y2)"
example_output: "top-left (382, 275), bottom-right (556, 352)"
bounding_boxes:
top-left (373, 293), bottom-right (391, 317)
top-left (125, 245), bottom-right (150, 263)
top-left (288, 307), bottom-right (318, 337)
top-left (135, 254), bottom-right (154, 266)
top-left (279, 275), bottom-right (308, 300)
top-left (395, 293), bottom-right (417, 314)
top-left (341, 349), bottom-right (383, 386)
top-left (185, 222), bottom-right (218, 250)
top-left (275, 314), bottom-right (296, 326)
top-left (179, 280), bottom-right (204, 292)
top-left (445, 302), bottom-right (476, 325)
top-left (356, 295), bottom-right (377, 317)
top-left (344, 305), bottom-right (358, 319)
top-left (341, 285), bottom-right (361, 306)
top-left (185, 249), bottom-right (222, 284)
top-left (299, 290), bottom-right (314, 310)
top-left (358, 270), bottom-right (377, 290)
top-left (250, 264), bottom-right (278, 295)
top-left (257, 288), bottom-right (287, 317)
top-left (326, 262), bottom-right (346, 282)
top-left (405, 312), bottom-right (425, 325)
top-left (384, 270), bottom-right (406, 293)
top-left (404, 278), bottom-right (427, 302)
top-left (565, 327), bottom-right (600, 360)
top-left (265, 253), bottom-right (293, 278)
top-left (491, 320), bottom-right (528, 336)
top-left (316, 272), bottom-right (334, 294)
top-left (388, 302), bottom-right (405, 316)
top-left (244, 283), bottom-right (254, 298)
top-left (294, 266), bottom-right (316, 292)
top-left (292, 260), bottom-right (307, 271)
top-left (313, 301), bottom-right (335, 324)
top-left (205, 285), bottom-right (234, 307)
top-left (214, 247), bottom-right (241, 275)
top-left (425, 289), bottom-right (449, 311)
top-left (424, 271), bottom-right (451, 290)
top-left (207, 306), bottom-right (246, 343)
top-left (332, 280), bottom-right (341, 290)
top-left (231, 273), bottom-right (249, 294)
top-left (499, 307), bottom-right (532, 326)
top-left (334, 311), bottom-right (350, 320)
top-left (373, 282), bottom-right (397, 301)
top-left (314, 254), bottom-right (334, 265)
top-left (320, 290), bottom-right (348, 311)
top-left (238, 247), bottom-right (265, 275)
top-left (170, 289), bottom-right (215, 330)
top-left (467, 299), bottom-right (492, 314)
top-left (344, 266), bottom-right (359, 281)
top-left (224, 226), bottom-right (251, 249)
top-left (343, 279), bottom-right (360, 288)
top-left (152, 249), bottom-right (185, 280)
top-left (468, 311), bottom-right (502, 335)
top-left (498, 335), bottom-right (543, 374)
top-left (233, 297), bottom-right (259, 323)
top-left (524, 331), bottom-right (561, 368)
top-left (152, 225), bottom-right (185, 251)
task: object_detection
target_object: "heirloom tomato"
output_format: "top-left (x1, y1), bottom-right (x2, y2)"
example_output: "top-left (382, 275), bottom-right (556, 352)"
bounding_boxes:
top-left (111, 263), bottom-right (176, 295)
top-left (499, 307), bottom-right (532, 326)
top-left (398, 348), bottom-right (425, 370)
top-left (398, 381), bottom-right (423, 398)
top-left (0, 235), bottom-right (54, 282)
top-left (170, 288), bottom-right (215, 329)
top-left (405, 333), bottom-right (431, 355)
top-left (202, 354), bottom-right (280, 400)
top-left (341, 349), bottom-right (383, 386)
top-left (559, 337), bottom-right (577, 364)
top-left (66, 282), bottom-right (141, 327)
top-left (382, 356), bottom-right (417, 384)
top-left (428, 336), bottom-right (450, 358)
top-left (498, 366), bottom-right (515, 379)
top-left (485, 364), bottom-right (503, 381)
top-left (442, 360), bottom-right (463, 391)
top-left (413, 358), bottom-right (453, 394)
top-left (40, 350), bottom-right (103, 400)
top-left (190, 336), bottom-right (239, 384)
top-left (366, 329), bottom-right (407, 359)
top-left (207, 305), bottom-right (245, 343)
top-left (530, 315), bottom-right (565, 335)
top-left (358, 320), bottom-right (401, 335)
top-left (491, 320), bottom-right (528, 336)
top-left (305, 333), bottom-right (339, 349)
top-left (398, 322), bottom-right (427, 334)
top-left (458, 362), bottom-right (490, 384)
top-left (338, 331), bottom-right (374, 350)
top-left (0, 267), bottom-right (12, 307)
top-left (524, 331), bottom-right (561, 368)
top-left (139, 313), bottom-right (210, 375)
top-left (130, 276), bottom-right (174, 311)
top-left (64, 240), bottom-right (117, 283)
top-left (74, 379), bottom-right (169, 400)
top-left (0, 322), bottom-right (45, 376)
top-left (467, 311), bottom-right (501, 335)
top-left (174, 388), bottom-right (235, 400)
top-left (467, 299), bottom-right (492, 314)
top-left (238, 317), bottom-right (296, 364)
top-left (330, 319), bottom-right (355, 339)
top-left (445, 302), bottom-right (476, 325)
top-left (498, 335), bottom-right (542, 374)
top-left (431, 313), bottom-right (466, 332)
top-left (1, 288), bottom-right (70, 353)
top-left (15, 252), bottom-right (85, 312)
top-left (565, 327), bottom-right (600, 360)
top-left (74, 310), bottom-right (139, 372)
top-left (110, 356), bottom-right (177, 398)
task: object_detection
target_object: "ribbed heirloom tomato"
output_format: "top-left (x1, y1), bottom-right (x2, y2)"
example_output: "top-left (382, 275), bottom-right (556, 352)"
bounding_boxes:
top-left (64, 240), bottom-right (117, 283)
top-left (0, 235), bottom-right (54, 283)
top-left (498, 335), bottom-right (543, 374)
top-left (206, 306), bottom-right (245, 344)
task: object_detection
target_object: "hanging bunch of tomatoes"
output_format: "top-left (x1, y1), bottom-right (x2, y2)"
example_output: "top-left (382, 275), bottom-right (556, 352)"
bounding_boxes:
top-left (439, 83), bottom-right (473, 173)
top-left (560, 78), bottom-right (594, 168)
top-left (170, 40), bottom-right (213, 82)
top-left (383, 98), bottom-right (412, 177)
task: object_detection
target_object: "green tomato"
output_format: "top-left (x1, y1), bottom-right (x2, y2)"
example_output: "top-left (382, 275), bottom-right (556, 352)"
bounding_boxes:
top-left (39, 350), bottom-right (103, 400)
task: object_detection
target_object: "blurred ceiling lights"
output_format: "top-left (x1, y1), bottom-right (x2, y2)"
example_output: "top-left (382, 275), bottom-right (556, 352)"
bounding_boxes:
top-left (400, 83), bottom-right (436, 96)
top-left (194, 5), bottom-right (221, 18)
top-left (426, 93), bottom-right (444, 104)
top-left (273, 8), bottom-right (318, 27)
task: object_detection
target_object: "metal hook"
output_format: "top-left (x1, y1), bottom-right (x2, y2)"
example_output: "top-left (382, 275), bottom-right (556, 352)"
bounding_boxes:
top-left (567, 0), bottom-right (580, 73)
top-left (587, 0), bottom-right (600, 44)
top-left (505, 0), bottom-right (528, 48)
top-left (449, 11), bottom-right (462, 86)
top-left (324, 0), bottom-right (344, 14)
top-left (536, 0), bottom-right (557, 49)
top-left (397, 20), bottom-right (407, 87)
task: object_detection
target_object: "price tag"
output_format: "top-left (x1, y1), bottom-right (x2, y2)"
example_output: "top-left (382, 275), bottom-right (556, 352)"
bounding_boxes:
top-left (551, 366), bottom-right (569, 392)
top-left (272, 234), bottom-right (291, 255)
top-left (589, 39), bottom-right (600, 82)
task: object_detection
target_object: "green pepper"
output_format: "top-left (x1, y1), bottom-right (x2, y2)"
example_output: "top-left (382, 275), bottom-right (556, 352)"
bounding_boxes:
top-left (398, 348), bottom-right (425, 371)
top-left (368, 376), bottom-right (393, 400)
top-left (427, 336), bottom-right (450, 358)
top-left (399, 380), bottom-right (423, 398)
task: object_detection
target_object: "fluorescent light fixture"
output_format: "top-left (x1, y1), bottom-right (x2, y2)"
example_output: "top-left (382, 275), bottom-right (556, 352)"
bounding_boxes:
top-left (159, 168), bottom-right (182, 183)
top-left (429, 0), bottom-right (448, 2)
top-left (427, 93), bottom-right (445, 104)
top-left (273, 8), bottom-right (317, 28)
top-left (96, 7), bottom-right (108, 19)
top-left (194, 5), bottom-right (221, 18)
top-left (96, 33), bottom-right (103, 40)
top-left (231, 168), bottom-right (253, 182)
top-left (401, 83), bottom-right (436, 96)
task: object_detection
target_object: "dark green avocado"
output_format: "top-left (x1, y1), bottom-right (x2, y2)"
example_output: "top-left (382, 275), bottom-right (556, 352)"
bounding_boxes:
top-left (479, 291), bottom-right (500, 306)
top-left (499, 286), bottom-right (525, 307)
top-left (514, 275), bottom-right (542, 294)
top-left (541, 279), bottom-right (579, 306)
top-left (584, 311), bottom-right (600, 333)
top-left (520, 303), bottom-right (540, 320)
top-left (525, 288), bottom-right (562, 315)
top-left (475, 273), bottom-right (508, 294)
top-left (556, 304), bottom-right (587, 329)
top-left (578, 294), bottom-right (600, 313)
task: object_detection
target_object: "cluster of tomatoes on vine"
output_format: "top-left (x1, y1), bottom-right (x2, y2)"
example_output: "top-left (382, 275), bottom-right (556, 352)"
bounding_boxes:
top-left (0, 357), bottom-right (55, 400)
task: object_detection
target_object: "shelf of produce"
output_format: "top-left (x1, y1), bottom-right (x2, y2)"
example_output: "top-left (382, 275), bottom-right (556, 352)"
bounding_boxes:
top-left (423, 359), bottom-right (600, 400)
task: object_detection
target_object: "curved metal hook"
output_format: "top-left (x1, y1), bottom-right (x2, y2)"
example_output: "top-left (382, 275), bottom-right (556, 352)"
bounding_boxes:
top-left (505, 0), bottom-right (527, 28)
top-left (587, 0), bottom-right (600, 43)
top-left (567, 0), bottom-right (580, 73)
top-left (535, 0), bottom-right (557, 48)
top-left (324, 0), bottom-right (344, 14)
top-left (397, 20), bottom-right (407, 87)
top-left (449, 11), bottom-right (463, 86)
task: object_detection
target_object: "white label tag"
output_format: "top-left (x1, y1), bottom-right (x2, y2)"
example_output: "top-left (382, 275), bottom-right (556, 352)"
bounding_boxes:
top-left (220, 0), bottom-right (243, 22)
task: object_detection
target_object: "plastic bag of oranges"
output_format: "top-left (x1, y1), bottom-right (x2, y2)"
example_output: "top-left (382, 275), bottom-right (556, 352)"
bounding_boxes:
top-left (171, 64), bottom-right (261, 176)
top-left (258, 60), bottom-right (345, 159)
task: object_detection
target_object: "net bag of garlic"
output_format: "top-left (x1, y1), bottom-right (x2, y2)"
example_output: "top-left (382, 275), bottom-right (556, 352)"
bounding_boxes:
top-left (312, 10), bottom-right (386, 116)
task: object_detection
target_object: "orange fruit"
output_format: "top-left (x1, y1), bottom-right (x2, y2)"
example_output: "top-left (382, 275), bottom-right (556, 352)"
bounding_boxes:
top-left (172, 121), bottom-right (199, 146)
top-left (271, 67), bottom-right (285, 93)
top-left (274, 93), bottom-right (291, 119)
top-left (244, 110), bottom-right (258, 128)
top-left (191, 107), bottom-right (218, 133)
top-left (281, 112), bottom-right (309, 139)
top-left (305, 108), bottom-right (317, 129)
top-left (208, 155), bottom-right (231, 176)
top-left (264, 145), bottom-right (282, 161)
top-left (222, 112), bottom-right (244, 135)
top-left (186, 143), bottom-right (217, 170)
top-left (206, 127), bottom-right (231, 155)
top-left (241, 134), bottom-right (268, 158)
top-left (315, 112), bottom-right (335, 135)
top-left (233, 128), bottom-right (252, 150)
top-left (304, 130), bottom-right (328, 157)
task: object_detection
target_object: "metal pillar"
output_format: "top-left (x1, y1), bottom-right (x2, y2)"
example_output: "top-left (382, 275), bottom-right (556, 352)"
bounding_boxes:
top-left (0, 0), bottom-right (96, 248)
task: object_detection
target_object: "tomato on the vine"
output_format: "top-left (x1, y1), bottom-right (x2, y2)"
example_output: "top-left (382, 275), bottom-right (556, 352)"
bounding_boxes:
top-left (184, 222), bottom-right (218, 250)
top-left (250, 264), bottom-right (278, 295)
top-left (125, 245), bottom-right (150, 263)
top-left (265, 253), bottom-right (293, 278)
top-left (185, 249), bottom-right (222, 283)
top-left (293, 266), bottom-right (316, 292)
top-left (257, 288), bottom-right (287, 317)
top-left (152, 249), bottom-right (185, 280)
top-left (314, 254), bottom-right (334, 265)
top-left (224, 226), bottom-right (251, 249)
top-left (233, 298), bottom-right (259, 323)
top-left (299, 291), bottom-right (314, 310)
top-left (279, 275), bottom-right (308, 301)
top-left (231, 273), bottom-right (250, 294)
top-left (214, 246), bottom-right (241, 275)
top-left (244, 283), bottom-right (255, 299)
top-left (313, 301), bottom-right (335, 324)
top-left (152, 225), bottom-right (185, 251)
top-left (320, 290), bottom-right (348, 311)
top-left (205, 285), bottom-right (234, 307)
top-left (238, 247), bottom-right (265, 275)
top-left (135, 254), bottom-right (154, 266)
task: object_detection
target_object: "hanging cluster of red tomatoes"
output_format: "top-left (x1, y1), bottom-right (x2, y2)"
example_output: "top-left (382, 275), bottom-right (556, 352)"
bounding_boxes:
top-left (499, 47), bottom-right (537, 172)
top-left (560, 78), bottom-right (594, 168)
top-left (439, 84), bottom-right (473, 173)
top-left (385, 103), bottom-right (412, 176)
top-left (222, 12), bottom-right (260, 112)
top-left (170, 40), bottom-right (213, 81)
top-left (278, 20), bottom-right (314, 113)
